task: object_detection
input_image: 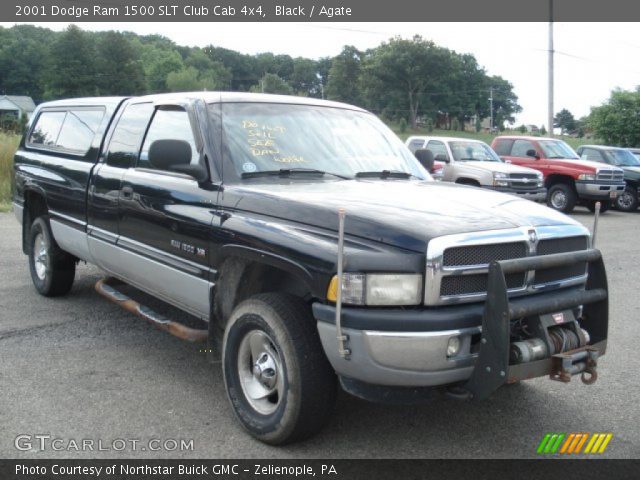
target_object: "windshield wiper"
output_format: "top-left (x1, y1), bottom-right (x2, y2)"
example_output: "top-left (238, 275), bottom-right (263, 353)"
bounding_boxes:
top-left (355, 169), bottom-right (417, 179)
top-left (241, 168), bottom-right (349, 179)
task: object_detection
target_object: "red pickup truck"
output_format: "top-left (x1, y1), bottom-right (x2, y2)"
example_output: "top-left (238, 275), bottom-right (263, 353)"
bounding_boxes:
top-left (492, 136), bottom-right (625, 213)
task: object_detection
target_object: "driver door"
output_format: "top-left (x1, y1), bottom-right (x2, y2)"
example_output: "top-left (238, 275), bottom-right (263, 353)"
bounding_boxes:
top-left (116, 102), bottom-right (217, 319)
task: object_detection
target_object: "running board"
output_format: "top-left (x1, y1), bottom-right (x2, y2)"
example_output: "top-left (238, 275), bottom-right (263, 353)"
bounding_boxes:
top-left (95, 277), bottom-right (208, 342)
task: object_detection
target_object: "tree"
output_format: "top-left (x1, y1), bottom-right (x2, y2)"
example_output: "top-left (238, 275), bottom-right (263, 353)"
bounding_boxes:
top-left (290, 57), bottom-right (321, 96)
top-left (0, 25), bottom-right (54, 102)
top-left (325, 46), bottom-right (363, 105)
top-left (487, 76), bottom-right (521, 128)
top-left (166, 65), bottom-right (231, 92)
top-left (589, 87), bottom-right (640, 147)
top-left (554, 108), bottom-right (576, 135)
top-left (95, 31), bottom-right (146, 95)
top-left (250, 73), bottom-right (293, 95)
top-left (361, 36), bottom-right (454, 128)
top-left (540, 125), bottom-right (547, 135)
top-left (43, 25), bottom-right (97, 99)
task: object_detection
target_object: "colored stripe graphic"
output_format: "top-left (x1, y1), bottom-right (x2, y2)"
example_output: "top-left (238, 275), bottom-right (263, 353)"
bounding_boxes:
top-left (539, 433), bottom-right (612, 454)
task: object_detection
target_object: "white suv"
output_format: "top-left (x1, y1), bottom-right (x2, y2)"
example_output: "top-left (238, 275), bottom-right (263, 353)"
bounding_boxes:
top-left (406, 136), bottom-right (546, 201)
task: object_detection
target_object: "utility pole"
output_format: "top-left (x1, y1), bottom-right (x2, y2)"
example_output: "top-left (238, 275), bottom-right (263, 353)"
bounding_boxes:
top-left (489, 87), bottom-right (494, 131)
top-left (548, 0), bottom-right (554, 137)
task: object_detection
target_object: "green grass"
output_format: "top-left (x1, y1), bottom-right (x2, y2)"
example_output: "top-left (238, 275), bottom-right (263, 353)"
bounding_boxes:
top-left (388, 122), bottom-right (595, 151)
top-left (0, 132), bottom-right (20, 212)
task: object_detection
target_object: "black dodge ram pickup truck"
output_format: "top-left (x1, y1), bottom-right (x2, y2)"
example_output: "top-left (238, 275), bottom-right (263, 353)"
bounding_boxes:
top-left (13, 93), bottom-right (609, 444)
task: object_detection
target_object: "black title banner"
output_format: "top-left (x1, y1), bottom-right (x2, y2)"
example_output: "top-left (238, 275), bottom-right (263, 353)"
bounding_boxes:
top-left (1, 459), bottom-right (639, 480)
top-left (3, 0), bottom-right (640, 22)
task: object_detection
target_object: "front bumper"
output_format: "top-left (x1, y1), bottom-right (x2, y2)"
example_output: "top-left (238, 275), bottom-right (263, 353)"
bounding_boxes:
top-left (488, 186), bottom-right (547, 202)
top-left (576, 180), bottom-right (625, 199)
top-left (314, 249), bottom-right (608, 400)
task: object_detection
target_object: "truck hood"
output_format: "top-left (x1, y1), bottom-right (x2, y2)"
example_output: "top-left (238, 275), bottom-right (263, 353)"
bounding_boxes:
top-left (621, 166), bottom-right (640, 179)
top-left (223, 179), bottom-right (580, 252)
top-left (546, 158), bottom-right (620, 173)
top-left (459, 161), bottom-right (540, 175)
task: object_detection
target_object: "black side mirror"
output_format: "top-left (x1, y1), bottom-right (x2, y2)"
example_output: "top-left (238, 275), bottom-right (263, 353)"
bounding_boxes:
top-left (148, 139), bottom-right (208, 182)
top-left (526, 149), bottom-right (540, 159)
top-left (434, 153), bottom-right (450, 163)
top-left (414, 148), bottom-right (435, 173)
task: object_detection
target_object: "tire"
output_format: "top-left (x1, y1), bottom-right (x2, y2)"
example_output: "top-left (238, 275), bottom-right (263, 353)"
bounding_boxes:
top-left (587, 201), bottom-right (610, 213)
top-left (28, 215), bottom-right (76, 297)
top-left (546, 183), bottom-right (577, 213)
top-left (222, 293), bottom-right (337, 445)
top-left (615, 186), bottom-right (638, 212)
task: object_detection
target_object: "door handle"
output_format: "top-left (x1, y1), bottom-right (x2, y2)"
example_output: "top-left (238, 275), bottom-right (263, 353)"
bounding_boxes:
top-left (121, 186), bottom-right (133, 198)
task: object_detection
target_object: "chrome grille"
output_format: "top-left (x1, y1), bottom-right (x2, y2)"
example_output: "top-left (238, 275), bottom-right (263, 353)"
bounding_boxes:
top-left (426, 226), bottom-right (591, 304)
top-left (596, 169), bottom-right (624, 182)
top-left (443, 242), bottom-right (527, 267)
top-left (441, 272), bottom-right (526, 296)
top-left (507, 173), bottom-right (540, 190)
top-left (535, 236), bottom-right (589, 285)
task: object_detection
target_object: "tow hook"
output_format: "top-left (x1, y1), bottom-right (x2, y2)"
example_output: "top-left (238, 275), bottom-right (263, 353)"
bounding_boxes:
top-left (550, 346), bottom-right (599, 384)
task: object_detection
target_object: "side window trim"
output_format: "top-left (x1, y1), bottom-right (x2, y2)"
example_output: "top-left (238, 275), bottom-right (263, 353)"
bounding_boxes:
top-left (26, 107), bottom-right (105, 158)
top-left (103, 101), bottom-right (154, 169)
top-left (136, 104), bottom-right (201, 171)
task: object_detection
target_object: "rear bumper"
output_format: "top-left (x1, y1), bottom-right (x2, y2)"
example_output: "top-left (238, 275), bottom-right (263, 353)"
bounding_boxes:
top-left (576, 181), bottom-right (625, 199)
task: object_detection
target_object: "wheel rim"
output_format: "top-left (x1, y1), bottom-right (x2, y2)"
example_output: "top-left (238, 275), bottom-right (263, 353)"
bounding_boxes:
top-left (237, 330), bottom-right (285, 415)
top-left (617, 191), bottom-right (634, 210)
top-left (33, 233), bottom-right (49, 280)
top-left (550, 189), bottom-right (567, 209)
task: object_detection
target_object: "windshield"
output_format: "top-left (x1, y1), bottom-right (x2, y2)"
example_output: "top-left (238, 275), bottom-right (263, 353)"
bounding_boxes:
top-left (449, 141), bottom-right (502, 162)
top-left (539, 140), bottom-right (579, 159)
top-left (216, 102), bottom-right (428, 179)
top-left (607, 149), bottom-right (640, 167)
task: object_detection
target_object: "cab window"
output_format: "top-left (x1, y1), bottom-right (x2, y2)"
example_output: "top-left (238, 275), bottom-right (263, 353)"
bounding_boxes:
top-left (105, 103), bottom-right (154, 168)
top-left (138, 108), bottom-right (199, 170)
top-left (426, 140), bottom-right (449, 162)
top-left (408, 138), bottom-right (425, 153)
top-left (580, 148), bottom-right (604, 162)
top-left (511, 139), bottom-right (537, 158)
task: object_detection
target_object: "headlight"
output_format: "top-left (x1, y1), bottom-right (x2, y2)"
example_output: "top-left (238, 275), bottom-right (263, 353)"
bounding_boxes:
top-left (327, 273), bottom-right (423, 306)
top-left (578, 173), bottom-right (596, 181)
top-left (537, 173), bottom-right (544, 187)
top-left (493, 172), bottom-right (509, 187)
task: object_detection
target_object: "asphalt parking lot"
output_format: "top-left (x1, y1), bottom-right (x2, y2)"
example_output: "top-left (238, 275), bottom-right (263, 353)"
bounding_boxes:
top-left (1, 208), bottom-right (639, 459)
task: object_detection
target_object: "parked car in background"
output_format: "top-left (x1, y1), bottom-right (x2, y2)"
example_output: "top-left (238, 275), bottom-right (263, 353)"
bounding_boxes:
top-left (405, 136), bottom-right (546, 201)
top-left (629, 148), bottom-right (640, 162)
top-left (576, 145), bottom-right (640, 212)
top-left (492, 136), bottom-right (625, 213)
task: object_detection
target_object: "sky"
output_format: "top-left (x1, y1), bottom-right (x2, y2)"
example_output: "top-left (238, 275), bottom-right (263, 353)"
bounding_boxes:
top-left (4, 21), bottom-right (640, 127)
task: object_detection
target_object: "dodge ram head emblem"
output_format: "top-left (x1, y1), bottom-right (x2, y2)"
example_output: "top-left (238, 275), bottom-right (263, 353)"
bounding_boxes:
top-left (528, 230), bottom-right (537, 244)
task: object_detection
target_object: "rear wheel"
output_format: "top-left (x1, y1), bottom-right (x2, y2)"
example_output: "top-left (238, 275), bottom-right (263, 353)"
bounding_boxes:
top-left (615, 186), bottom-right (638, 212)
top-left (222, 293), bottom-right (337, 445)
top-left (547, 183), bottom-right (577, 213)
top-left (28, 216), bottom-right (75, 296)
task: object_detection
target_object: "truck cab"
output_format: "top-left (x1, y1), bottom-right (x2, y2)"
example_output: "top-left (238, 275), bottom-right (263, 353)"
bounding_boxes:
top-left (492, 136), bottom-right (626, 213)
top-left (406, 136), bottom-right (546, 201)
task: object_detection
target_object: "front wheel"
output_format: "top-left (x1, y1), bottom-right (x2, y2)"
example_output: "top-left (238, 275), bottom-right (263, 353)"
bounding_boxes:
top-left (222, 294), bottom-right (337, 445)
top-left (615, 186), bottom-right (638, 212)
top-left (547, 183), bottom-right (577, 213)
top-left (28, 215), bottom-right (76, 296)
